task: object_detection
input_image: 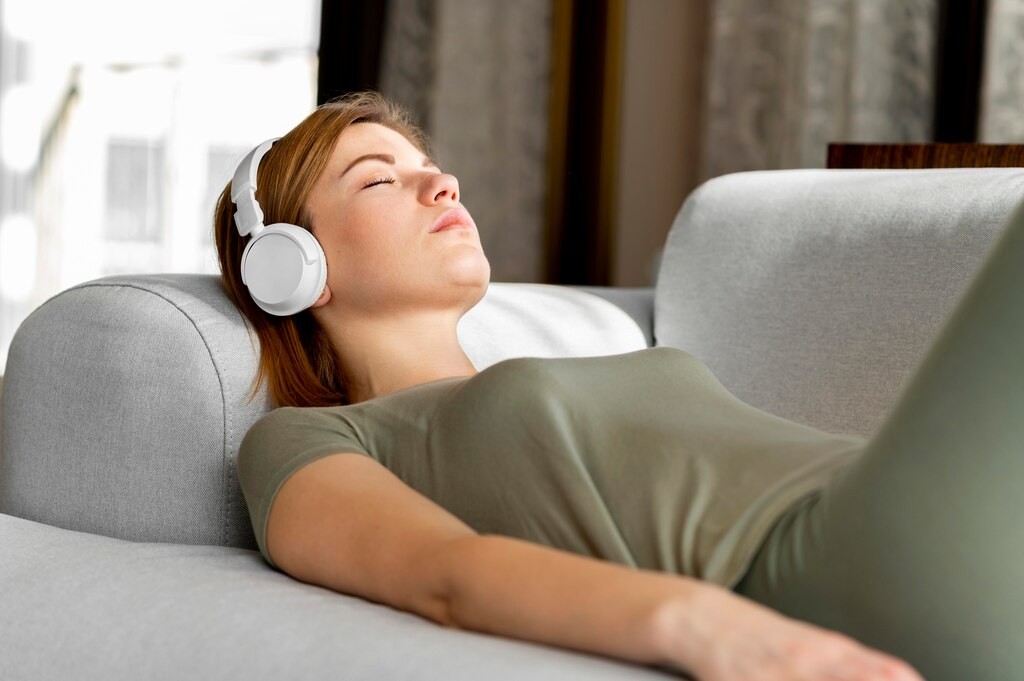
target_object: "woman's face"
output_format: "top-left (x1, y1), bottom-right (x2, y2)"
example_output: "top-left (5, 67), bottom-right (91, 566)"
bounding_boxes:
top-left (305, 122), bottom-right (490, 316)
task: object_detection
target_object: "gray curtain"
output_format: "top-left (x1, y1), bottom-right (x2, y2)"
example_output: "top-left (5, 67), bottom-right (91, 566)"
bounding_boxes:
top-left (980, 0), bottom-right (1024, 142)
top-left (701, 0), bottom-right (939, 179)
top-left (380, 0), bottom-right (553, 283)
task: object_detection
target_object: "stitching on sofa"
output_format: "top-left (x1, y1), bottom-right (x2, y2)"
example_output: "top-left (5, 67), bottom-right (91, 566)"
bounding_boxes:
top-left (72, 279), bottom-right (232, 546)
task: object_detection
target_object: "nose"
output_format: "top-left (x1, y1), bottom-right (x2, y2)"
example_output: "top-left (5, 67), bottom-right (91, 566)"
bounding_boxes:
top-left (421, 172), bottom-right (460, 205)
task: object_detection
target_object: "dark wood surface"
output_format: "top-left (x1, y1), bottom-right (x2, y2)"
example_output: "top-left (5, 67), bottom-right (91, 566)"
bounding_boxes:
top-left (827, 144), bottom-right (1024, 169)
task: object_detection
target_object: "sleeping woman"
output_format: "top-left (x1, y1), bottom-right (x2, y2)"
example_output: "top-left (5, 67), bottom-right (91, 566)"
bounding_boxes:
top-left (214, 91), bottom-right (1023, 681)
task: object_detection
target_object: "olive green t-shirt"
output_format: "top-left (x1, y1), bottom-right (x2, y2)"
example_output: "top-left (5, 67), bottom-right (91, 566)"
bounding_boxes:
top-left (238, 347), bottom-right (865, 587)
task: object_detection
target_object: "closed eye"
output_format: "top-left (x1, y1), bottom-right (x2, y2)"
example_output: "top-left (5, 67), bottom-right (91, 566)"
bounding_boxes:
top-left (363, 177), bottom-right (396, 189)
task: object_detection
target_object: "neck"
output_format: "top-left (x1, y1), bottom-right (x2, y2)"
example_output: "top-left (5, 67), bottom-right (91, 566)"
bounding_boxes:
top-left (316, 309), bottom-right (478, 403)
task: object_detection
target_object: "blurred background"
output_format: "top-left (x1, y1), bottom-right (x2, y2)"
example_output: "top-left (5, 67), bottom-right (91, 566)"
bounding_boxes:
top-left (0, 0), bottom-right (1021, 368)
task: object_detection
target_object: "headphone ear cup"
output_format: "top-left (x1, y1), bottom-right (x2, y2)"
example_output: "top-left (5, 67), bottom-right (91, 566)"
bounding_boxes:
top-left (240, 223), bottom-right (327, 316)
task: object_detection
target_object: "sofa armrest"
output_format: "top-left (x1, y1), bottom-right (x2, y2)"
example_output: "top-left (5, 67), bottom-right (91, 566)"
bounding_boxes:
top-left (655, 167), bottom-right (1024, 437)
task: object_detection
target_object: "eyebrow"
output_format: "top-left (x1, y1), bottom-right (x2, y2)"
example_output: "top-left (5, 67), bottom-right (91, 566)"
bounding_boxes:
top-left (340, 153), bottom-right (438, 178)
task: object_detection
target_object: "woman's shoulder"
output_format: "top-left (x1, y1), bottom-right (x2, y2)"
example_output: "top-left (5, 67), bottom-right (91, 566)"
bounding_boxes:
top-left (241, 404), bottom-right (361, 456)
top-left (242, 379), bottom-right (457, 452)
top-left (252, 403), bottom-right (348, 429)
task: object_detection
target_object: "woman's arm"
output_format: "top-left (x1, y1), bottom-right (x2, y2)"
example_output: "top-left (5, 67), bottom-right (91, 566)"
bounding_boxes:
top-left (267, 453), bottom-right (922, 680)
top-left (436, 534), bottom-right (923, 680)
top-left (435, 533), bottom-right (693, 667)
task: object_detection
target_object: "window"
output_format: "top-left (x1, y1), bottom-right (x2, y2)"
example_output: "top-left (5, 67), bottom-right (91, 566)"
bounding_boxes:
top-left (0, 0), bottom-right (320, 367)
top-left (105, 139), bottom-right (165, 243)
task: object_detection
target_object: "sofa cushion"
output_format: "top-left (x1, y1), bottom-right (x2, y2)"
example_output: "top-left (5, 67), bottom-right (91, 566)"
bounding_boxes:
top-left (655, 168), bottom-right (1024, 438)
top-left (458, 283), bottom-right (649, 366)
top-left (0, 276), bottom-right (647, 548)
top-left (0, 513), bottom-right (676, 681)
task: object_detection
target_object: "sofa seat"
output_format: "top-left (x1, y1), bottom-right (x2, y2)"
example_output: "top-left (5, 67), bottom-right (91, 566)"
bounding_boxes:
top-left (0, 513), bottom-right (678, 680)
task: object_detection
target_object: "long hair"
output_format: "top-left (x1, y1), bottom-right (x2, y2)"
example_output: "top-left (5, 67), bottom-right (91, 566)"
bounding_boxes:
top-left (213, 91), bottom-right (432, 408)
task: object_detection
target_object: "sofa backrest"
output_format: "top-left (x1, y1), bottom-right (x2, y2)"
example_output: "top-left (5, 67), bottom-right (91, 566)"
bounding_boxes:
top-left (0, 276), bottom-right (646, 548)
top-left (655, 168), bottom-right (1024, 438)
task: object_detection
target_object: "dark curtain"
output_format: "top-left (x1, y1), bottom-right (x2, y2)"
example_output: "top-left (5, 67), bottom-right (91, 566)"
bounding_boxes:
top-left (932, 0), bottom-right (988, 142)
top-left (317, 1), bottom-right (389, 105)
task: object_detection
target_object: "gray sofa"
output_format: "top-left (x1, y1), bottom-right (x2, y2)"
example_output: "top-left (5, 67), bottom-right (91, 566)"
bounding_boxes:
top-left (2, 168), bottom-right (1023, 680)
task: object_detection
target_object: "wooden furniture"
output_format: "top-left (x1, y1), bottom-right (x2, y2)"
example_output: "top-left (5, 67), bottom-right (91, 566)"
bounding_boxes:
top-left (827, 143), bottom-right (1024, 169)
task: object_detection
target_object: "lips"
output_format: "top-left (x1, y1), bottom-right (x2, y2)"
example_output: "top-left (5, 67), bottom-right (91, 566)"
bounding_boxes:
top-left (430, 208), bottom-right (474, 233)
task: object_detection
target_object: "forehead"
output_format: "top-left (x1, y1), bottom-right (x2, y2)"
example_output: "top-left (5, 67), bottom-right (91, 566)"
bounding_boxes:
top-left (330, 122), bottom-right (422, 165)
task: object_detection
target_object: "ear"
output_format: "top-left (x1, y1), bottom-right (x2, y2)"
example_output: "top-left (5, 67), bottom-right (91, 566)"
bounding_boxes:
top-left (310, 283), bottom-right (332, 308)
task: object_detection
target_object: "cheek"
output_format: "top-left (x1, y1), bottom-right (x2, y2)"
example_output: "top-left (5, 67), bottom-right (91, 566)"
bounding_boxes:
top-left (323, 213), bottom-right (395, 262)
top-left (322, 220), bottom-right (416, 291)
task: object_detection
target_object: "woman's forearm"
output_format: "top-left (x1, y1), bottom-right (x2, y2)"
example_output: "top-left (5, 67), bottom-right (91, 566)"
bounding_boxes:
top-left (434, 533), bottom-right (702, 671)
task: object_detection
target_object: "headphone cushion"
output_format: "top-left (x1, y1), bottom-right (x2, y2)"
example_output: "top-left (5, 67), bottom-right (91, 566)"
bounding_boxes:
top-left (241, 223), bottom-right (327, 316)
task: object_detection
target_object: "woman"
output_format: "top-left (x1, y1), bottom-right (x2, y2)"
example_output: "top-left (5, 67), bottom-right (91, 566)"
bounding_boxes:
top-left (214, 92), bottom-right (1020, 680)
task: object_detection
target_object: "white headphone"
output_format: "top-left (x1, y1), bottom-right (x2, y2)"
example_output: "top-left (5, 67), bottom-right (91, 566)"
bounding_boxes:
top-left (231, 138), bottom-right (327, 316)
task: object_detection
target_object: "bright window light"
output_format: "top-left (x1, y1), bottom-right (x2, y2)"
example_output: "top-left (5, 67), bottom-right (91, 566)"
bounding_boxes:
top-left (0, 214), bottom-right (38, 302)
top-left (0, 0), bottom-right (42, 41)
top-left (0, 0), bottom-right (319, 366)
top-left (0, 85), bottom-right (43, 173)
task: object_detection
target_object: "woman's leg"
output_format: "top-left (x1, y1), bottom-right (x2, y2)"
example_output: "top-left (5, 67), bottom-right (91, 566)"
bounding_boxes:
top-left (735, 201), bottom-right (1024, 681)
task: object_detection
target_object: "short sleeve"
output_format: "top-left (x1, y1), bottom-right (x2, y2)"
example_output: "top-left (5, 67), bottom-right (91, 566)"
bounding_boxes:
top-left (237, 406), bottom-right (372, 569)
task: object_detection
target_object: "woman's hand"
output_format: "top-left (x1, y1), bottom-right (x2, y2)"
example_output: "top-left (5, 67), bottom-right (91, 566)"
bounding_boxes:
top-left (654, 583), bottom-right (925, 681)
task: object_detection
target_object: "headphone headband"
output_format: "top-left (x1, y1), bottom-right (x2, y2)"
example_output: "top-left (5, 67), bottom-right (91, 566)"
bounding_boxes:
top-left (231, 137), bottom-right (280, 238)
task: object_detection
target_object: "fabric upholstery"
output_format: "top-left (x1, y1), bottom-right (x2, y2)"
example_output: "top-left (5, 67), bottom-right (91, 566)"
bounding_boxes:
top-left (1, 275), bottom-right (267, 548)
top-left (0, 277), bottom-right (647, 548)
top-left (655, 167), bottom-right (1024, 438)
top-left (0, 513), bottom-right (676, 681)
top-left (0, 373), bottom-right (4, 459)
top-left (458, 283), bottom-right (649, 367)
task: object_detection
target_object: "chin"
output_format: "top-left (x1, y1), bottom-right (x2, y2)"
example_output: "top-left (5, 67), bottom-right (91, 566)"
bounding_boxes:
top-left (440, 252), bottom-right (490, 312)
top-left (447, 248), bottom-right (491, 287)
